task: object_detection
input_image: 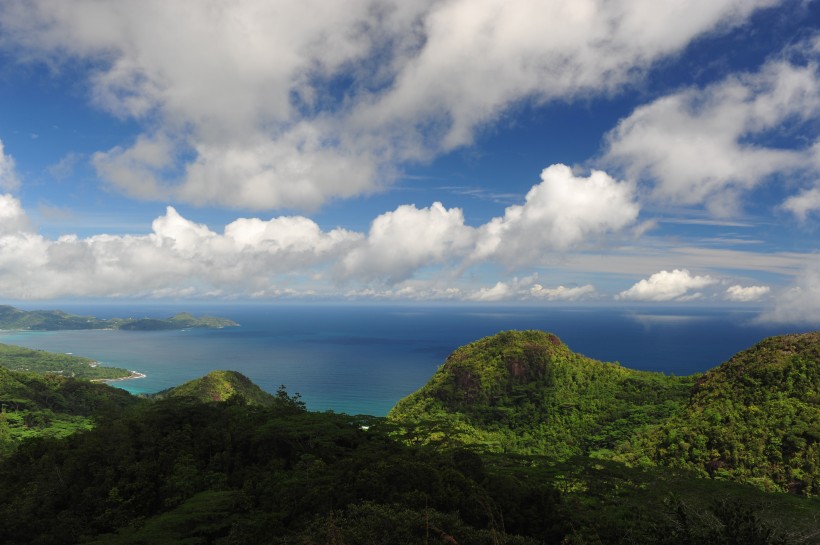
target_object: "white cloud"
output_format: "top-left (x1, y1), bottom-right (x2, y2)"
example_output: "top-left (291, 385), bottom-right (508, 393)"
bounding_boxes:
top-left (617, 269), bottom-right (717, 301)
top-left (0, 193), bottom-right (31, 234)
top-left (0, 203), bottom-right (362, 299)
top-left (467, 276), bottom-right (596, 302)
top-left (530, 283), bottom-right (596, 301)
top-left (603, 48), bottom-right (820, 216)
top-left (0, 0), bottom-right (780, 209)
top-left (340, 202), bottom-right (475, 283)
top-left (468, 281), bottom-right (514, 302)
top-left (759, 262), bottom-right (820, 324)
top-left (0, 140), bottom-right (20, 191)
top-left (473, 164), bottom-right (639, 264)
top-left (781, 186), bottom-right (820, 221)
top-left (725, 284), bottom-right (770, 302)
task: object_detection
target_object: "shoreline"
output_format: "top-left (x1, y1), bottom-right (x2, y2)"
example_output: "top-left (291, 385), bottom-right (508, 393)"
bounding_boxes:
top-left (93, 371), bottom-right (147, 383)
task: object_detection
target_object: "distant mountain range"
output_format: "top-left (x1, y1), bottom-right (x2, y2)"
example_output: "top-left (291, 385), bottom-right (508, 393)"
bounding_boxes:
top-left (0, 305), bottom-right (238, 331)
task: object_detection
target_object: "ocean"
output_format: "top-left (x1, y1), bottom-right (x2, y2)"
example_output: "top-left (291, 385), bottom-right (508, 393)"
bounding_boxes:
top-left (0, 304), bottom-right (810, 416)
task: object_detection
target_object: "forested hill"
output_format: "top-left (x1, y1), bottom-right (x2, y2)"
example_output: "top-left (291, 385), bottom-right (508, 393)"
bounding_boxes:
top-left (152, 370), bottom-right (289, 406)
top-left (0, 305), bottom-right (238, 331)
top-left (620, 332), bottom-right (820, 495)
top-left (1, 333), bottom-right (819, 543)
top-left (389, 330), bottom-right (820, 496)
top-left (389, 330), bottom-right (696, 458)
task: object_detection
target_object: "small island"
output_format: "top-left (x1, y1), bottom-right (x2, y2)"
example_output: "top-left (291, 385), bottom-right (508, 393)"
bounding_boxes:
top-left (0, 305), bottom-right (239, 331)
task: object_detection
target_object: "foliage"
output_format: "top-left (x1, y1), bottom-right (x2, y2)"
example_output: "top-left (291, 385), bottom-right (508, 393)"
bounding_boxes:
top-left (0, 366), bottom-right (141, 456)
top-left (153, 371), bottom-right (295, 407)
top-left (620, 332), bottom-right (820, 495)
top-left (1, 329), bottom-right (820, 543)
top-left (0, 394), bottom-right (565, 545)
top-left (0, 342), bottom-right (132, 380)
top-left (389, 330), bottom-right (695, 459)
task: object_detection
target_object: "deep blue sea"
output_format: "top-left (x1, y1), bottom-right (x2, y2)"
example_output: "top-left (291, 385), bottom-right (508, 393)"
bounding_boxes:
top-left (0, 304), bottom-right (812, 416)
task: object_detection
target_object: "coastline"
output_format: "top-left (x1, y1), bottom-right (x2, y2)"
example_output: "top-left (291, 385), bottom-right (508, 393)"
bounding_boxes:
top-left (93, 371), bottom-right (147, 383)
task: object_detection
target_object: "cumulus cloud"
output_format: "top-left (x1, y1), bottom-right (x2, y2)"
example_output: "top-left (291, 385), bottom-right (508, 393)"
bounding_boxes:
top-left (531, 283), bottom-right (596, 301)
top-left (0, 0), bottom-right (779, 209)
top-left (725, 284), bottom-right (770, 302)
top-left (0, 193), bottom-right (31, 233)
top-left (467, 275), bottom-right (596, 302)
top-left (617, 269), bottom-right (717, 301)
top-left (340, 202), bottom-right (475, 283)
top-left (603, 46), bottom-right (820, 216)
top-left (473, 164), bottom-right (639, 264)
top-left (468, 281), bottom-right (514, 302)
top-left (0, 160), bottom-right (645, 299)
top-left (0, 140), bottom-right (20, 191)
top-left (0, 198), bottom-right (361, 299)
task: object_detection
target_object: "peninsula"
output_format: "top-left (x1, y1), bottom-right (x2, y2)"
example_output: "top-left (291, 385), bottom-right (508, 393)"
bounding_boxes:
top-left (0, 305), bottom-right (239, 331)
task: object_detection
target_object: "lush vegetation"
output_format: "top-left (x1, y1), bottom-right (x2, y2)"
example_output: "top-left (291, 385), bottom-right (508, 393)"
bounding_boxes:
top-left (152, 370), bottom-right (285, 406)
top-left (0, 305), bottom-right (238, 331)
top-left (389, 330), bottom-right (820, 497)
top-left (1, 330), bottom-right (819, 543)
top-left (389, 330), bottom-right (695, 459)
top-left (0, 393), bottom-right (569, 545)
top-left (0, 366), bottom-right (140, 456)
top-left (0, 342), bottom-right (132, 380)
top-left (619, 332), bottom-right (820, 495)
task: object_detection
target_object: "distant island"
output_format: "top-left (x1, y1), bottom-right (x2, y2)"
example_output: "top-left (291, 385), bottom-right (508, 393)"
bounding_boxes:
top-left (0, 305), bottom-right (239, 331)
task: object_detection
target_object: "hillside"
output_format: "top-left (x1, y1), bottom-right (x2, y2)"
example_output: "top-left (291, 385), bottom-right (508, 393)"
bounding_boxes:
top-left (153, 370), bottom-right (284, 406)
top-left (117, 312), bottom-right (239, 330)
top-left (390, 329), bottom-right (820, 498)
top-left (1, 332), bottom-right (819, 543)
top-left (620, 332), bottom-right (820, 495)
top-left (389, 330), bottom-right (695, 458)
top-left (0, 305), bottom-right (238, 331)
top-left (0, 342), bottom-right (132, 380)
top-left (0, 366), bottom-right (141, 456)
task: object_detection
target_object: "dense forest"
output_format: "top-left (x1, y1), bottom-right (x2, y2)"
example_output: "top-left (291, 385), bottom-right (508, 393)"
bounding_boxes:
top-left (0, 331), bottom-right (819, 543)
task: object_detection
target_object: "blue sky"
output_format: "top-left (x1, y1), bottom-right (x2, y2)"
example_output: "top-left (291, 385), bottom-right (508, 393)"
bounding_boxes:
top-left (0, 0), bottom-right (819, 323)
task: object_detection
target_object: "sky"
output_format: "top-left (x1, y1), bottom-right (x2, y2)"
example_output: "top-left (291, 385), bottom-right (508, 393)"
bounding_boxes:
top-left (0, 0), bottom-right (819, 323)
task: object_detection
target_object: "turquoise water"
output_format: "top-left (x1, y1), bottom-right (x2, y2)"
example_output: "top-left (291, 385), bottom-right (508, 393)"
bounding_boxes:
top-left (0, 304), bottom-right (809, 415)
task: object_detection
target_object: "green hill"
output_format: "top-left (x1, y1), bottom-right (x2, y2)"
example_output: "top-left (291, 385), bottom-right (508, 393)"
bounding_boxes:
top-left (0, 366), bottom-right (141, 456)
top-left (0, 304), bottom-right (238, 331)
top-left (390, 329), bottom-right (820, 498)
top-left (389, 330), bottom-right (695, 458)
top-left (1, 331), bottom-right (819, 543)
top-left (0, 305), bottom-right (107, 330)
top-left (0, 342), bottom-right (132, 380)
top-left (620, 332), bottom-right (820, 495)
top-left (155, 370), bottom-right (283, 406)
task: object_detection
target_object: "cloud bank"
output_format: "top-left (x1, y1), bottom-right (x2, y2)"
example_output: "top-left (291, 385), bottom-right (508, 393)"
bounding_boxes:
top-left (0, 164), bottom-right (637, 299)
top-left (0, 0), bottom-right (781, 209)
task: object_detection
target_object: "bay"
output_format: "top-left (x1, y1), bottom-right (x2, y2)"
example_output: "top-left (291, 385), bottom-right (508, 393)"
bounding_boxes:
top-left (0, 304), bottom-right (810, 416)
